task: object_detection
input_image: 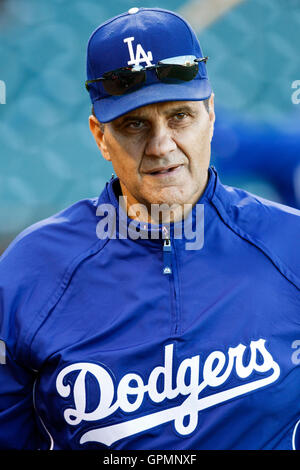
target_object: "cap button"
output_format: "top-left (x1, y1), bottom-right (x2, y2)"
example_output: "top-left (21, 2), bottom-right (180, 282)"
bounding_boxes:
top-left (128, 7), bottom-right (139, 14)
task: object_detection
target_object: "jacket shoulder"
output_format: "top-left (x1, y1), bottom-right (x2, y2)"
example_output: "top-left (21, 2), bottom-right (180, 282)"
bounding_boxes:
top-left (0, 196), bottom-right (106, 364)
top-left (1, 196), bottom-right (103, 280)
top-left (212, 179), bottom-right (300, 288)
top-left (4, 197), bottom-right (99, 251)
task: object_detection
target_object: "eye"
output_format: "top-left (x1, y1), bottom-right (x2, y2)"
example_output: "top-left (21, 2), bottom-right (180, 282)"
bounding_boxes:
top-left (169, 111), bottom-right (191, 127)
top-left (174, 112), bottom-right (187, 120)
top-left (127, 120), bottom-right (145, 129)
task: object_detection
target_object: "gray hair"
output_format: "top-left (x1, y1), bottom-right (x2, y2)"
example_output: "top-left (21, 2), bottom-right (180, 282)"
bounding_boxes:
top-left (91, 106), bottom-right (105, 132)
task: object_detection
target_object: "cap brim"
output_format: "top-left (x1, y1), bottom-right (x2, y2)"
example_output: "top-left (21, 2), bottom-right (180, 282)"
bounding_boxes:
top-left (93, 78), bottom-right (212, 123)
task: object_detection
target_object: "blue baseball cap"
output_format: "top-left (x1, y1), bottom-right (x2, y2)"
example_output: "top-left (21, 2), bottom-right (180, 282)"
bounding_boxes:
top-left (86, 7), bottom-right (212, 123)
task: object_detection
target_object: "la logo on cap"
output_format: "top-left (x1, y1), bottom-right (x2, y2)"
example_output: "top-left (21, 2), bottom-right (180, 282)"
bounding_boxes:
top-left (123, 37), bottom-right (154, 67)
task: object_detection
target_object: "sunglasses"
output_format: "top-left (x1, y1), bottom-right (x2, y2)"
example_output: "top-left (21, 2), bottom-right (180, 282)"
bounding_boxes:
top-left (85, 55), bottom-right (208, 96)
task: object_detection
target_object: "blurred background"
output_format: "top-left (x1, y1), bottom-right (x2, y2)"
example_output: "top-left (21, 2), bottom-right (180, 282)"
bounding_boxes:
top-left (0, 0), bottom-right (299, 253)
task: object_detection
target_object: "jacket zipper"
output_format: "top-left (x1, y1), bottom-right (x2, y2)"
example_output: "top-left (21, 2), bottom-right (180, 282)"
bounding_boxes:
top-left (162, 227), bottom-right (180, 335)
top-left (163, 238), bottom-right (172, 275)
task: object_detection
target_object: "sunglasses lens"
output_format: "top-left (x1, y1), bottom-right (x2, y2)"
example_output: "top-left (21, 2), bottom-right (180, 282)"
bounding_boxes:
top-left (157, 63), bottom-right (199, 82)
top-left (91, 56), bottom-right (204, 96)
top-left (102, 69), bottom-right (146, 96)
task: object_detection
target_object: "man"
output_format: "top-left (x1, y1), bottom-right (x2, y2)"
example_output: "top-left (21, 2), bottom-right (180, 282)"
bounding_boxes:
top-left (0, 7), bottom-right (299, 450)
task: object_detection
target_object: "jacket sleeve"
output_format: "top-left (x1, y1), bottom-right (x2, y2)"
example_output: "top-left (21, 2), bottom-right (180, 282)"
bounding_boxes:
top-left (0, 198), bottom-right (102, 449)
top-left (0, 239), bottom-right (42, 449)
top-left (0, 343), bottom-right (40, 449)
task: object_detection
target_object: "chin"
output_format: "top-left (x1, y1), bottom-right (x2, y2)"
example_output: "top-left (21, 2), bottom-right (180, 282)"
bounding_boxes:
top-left (145, 187), bottom-right (192, 208)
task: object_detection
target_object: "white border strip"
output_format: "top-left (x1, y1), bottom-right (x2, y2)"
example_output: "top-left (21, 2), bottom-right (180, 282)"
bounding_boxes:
top-left (292, 418), bottom-right (300, 450)
top-left (33, 378), bottom-right (54, 450)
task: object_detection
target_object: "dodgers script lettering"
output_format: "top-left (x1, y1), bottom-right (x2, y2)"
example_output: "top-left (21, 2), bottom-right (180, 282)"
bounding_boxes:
top-left (56, 339), bottom-right (280, 446)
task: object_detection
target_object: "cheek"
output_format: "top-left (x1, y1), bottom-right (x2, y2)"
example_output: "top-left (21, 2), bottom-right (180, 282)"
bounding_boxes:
top-left (178, 122), bottom-right (211, 167)
top-left (106, 141), bottom-right (142, 187)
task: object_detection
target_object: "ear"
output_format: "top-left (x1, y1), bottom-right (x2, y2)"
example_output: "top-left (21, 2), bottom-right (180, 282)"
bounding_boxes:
top-left (208, 93), bottom-right (215, 142)
top-left (89, 115), bottom-right (111, 161)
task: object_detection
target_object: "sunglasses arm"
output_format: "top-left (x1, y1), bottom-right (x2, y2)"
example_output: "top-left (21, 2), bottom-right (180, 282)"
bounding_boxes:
top-left (195, 57), bottom-right (209, 64)
top-left (85, 77), bottom-right (106, 90)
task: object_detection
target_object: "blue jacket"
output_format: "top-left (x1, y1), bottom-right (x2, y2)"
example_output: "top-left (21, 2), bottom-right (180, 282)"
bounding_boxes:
top-left (0, 167), bottom-right (299, 450)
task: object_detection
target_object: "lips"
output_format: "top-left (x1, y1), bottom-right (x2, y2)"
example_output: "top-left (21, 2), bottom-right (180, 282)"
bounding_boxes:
top-left (145, 164), bottom-right (183, 175)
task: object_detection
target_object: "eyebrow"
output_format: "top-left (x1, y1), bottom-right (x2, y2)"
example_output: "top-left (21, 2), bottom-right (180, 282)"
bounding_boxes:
top-left (164, 104), bottom-right (198, 117)
top-left (115, 103), bottom-right (198, 125)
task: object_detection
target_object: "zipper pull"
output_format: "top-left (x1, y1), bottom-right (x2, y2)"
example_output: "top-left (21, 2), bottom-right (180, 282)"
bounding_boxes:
top-left (163, 238), bottom-right (172, 275)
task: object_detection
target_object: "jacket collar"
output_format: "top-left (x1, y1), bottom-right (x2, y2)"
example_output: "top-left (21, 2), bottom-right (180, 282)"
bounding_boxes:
top-left (97, 166), bottom-right (218, 241)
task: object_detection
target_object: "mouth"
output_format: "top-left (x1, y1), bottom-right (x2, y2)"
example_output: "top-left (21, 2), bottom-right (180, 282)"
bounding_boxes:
top-left (144, 164), bottom-right (183, 176)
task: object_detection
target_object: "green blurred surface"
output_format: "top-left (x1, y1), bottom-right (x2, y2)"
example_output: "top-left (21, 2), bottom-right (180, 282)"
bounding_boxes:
top-left (0, 0), bottom-right (299, 252)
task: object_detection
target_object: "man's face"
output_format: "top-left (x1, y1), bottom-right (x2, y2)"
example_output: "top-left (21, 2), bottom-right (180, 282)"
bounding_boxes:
top-left (90, 98), bottom-right (215, 220)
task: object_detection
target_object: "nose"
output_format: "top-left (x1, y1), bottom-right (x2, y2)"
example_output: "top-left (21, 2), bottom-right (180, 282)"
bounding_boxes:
top-left (144, 124), bottom-right (177, 158)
